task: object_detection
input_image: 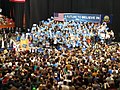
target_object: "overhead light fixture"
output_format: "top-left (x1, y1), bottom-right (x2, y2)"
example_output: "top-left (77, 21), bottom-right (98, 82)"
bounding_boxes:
top-left (0, 8), bottom-right (2, 13)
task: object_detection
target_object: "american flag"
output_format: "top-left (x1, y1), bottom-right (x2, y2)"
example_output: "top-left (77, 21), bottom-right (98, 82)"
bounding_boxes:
top-left (54, 13), bottom-right (64, 21)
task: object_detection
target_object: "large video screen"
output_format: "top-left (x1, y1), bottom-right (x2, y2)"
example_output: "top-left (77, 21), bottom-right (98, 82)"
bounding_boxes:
top-left (10, 0), bottom-right (25, 2)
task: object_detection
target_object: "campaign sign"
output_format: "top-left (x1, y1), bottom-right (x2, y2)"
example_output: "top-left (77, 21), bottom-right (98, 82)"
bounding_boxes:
top-left (64, 13), bottom-right (101, 23)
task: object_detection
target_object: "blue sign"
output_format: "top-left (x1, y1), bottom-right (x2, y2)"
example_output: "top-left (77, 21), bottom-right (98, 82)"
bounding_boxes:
top-left (64, 13), bottom-right (101, 23)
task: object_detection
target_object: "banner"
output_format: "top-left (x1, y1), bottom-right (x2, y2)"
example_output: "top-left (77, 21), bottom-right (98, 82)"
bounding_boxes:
top-left (10, 0), bottom-right (25, 3)
top-left (64, 13), bottom-right (101, 23)
top-left (54, 13), bottom-right (102, 23)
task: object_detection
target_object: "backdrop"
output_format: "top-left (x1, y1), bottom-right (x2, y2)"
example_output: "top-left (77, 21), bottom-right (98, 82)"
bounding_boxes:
top-left (0, 0), bottom-right (120, 41)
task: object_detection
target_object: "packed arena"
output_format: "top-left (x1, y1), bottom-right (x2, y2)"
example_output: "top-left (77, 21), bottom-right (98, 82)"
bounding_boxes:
top-left (0, 17), bottom-right (120, 90)
top-left (0, 0), bottom-right (120, 90)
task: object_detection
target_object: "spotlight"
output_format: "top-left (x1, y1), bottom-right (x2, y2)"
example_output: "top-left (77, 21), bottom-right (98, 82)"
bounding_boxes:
top-left (0, 8), bottom-right (2, 13)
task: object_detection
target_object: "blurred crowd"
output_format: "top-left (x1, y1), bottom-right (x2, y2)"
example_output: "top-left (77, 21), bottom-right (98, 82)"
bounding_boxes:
top-left (0, 18), bottom-right (120, 90)
top-left (23, 18), bottom-right (114, 49)
top-left (0, 14), bottom-right (13, 25)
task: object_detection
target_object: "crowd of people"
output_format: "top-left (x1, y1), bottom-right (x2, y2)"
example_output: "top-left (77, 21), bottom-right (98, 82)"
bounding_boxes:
top-left (28, 18), bottom-right (114, 49)
top-left (0, 14), bottom-right (13, 25)
top-left (0, 17), bottom-right (120, 90)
